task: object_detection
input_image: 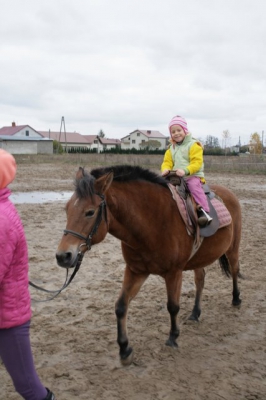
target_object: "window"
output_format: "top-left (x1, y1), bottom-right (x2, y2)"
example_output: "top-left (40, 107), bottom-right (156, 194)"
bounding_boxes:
top-left (132, 140), bottom-right (136, 144)
top-left (137, 132), bottom-right (140, 136)
top-left (25, 130), bottom-right (29, 136)
top-left (94, 140), bottom-right (98, 144)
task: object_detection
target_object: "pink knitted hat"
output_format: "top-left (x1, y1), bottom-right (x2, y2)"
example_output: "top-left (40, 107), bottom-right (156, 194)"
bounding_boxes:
top-left (0, 149), bottom-right (17, 189)
top-left (168, 115), bottom-right (188, 134)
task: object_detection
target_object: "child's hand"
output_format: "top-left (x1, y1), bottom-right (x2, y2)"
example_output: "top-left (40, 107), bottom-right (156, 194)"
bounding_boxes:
top-left (161, 170), bottom-right (170, 176)
top-left (175, 169), bottom-right (185, 177)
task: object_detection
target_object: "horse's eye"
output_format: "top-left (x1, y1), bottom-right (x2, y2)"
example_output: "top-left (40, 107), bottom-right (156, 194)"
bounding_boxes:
top-left (85, 210), bottom-right (95, 218)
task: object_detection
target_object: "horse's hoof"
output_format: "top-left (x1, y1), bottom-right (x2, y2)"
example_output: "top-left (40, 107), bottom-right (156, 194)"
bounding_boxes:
top-left (232, 298), bottom-right (242, 307)
top-left (120, 348), bottom-right (134, 366)
top-left (188, 314), bottom-right (199, 322)
top-left (165, 339), bottom-right (178, 348)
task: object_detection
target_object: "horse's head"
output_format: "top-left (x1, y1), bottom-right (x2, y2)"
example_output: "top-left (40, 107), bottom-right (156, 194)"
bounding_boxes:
top-left (56, 167), bottom-right (113, 269)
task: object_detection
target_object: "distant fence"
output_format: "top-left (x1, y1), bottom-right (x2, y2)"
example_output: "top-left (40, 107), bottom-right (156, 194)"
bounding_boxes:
top-left (14, 153), bottom-right (266, 174)
top-left (204, 155), bottom-right (266, 173)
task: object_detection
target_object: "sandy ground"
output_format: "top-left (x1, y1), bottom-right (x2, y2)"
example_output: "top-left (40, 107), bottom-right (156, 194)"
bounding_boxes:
top-left (1, 162), bottom-right (266, 400)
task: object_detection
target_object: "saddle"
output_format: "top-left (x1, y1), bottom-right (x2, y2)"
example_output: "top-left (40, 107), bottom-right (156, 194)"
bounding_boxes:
top-left (164, 171), bottom-right (221, 239)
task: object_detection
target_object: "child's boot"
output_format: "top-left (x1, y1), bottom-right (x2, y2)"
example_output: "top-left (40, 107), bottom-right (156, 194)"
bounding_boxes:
top-left (43, 388), bottom-right (56, 400)
top-left (197, 207), bottom-right (212, 226)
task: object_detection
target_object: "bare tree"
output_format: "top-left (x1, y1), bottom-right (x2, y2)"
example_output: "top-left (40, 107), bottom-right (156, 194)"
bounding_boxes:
top-left (205, 135), bottom-right (220, 148)
top-left (222, 130), bottom-right (231, 155)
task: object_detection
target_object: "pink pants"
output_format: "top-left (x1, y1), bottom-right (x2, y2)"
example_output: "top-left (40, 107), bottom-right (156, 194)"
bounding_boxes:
top-left (185, 176), bottom-right (210, 212)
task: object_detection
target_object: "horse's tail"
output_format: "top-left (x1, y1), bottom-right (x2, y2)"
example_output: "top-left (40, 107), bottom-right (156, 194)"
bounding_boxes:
top-left (218, 254), bottom-right (231, 277)
top-left (219, 254), bottom-right (243, 279)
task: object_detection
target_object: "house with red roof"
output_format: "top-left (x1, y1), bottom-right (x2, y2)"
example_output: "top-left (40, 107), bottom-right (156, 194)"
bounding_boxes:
top-left (121, 129), bottom-right (167, 150)
top-left (38, 132), bottom-right (121, 152)
top-left (39, 130), bottom-right (89, 151)
top-left (0, 122), bottom-right (53, 154)
top-left (0, 122), bottom-right (43, 138)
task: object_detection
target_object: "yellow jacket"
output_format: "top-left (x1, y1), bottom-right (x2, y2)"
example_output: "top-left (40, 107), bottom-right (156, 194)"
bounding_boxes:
top-left (161, 135), bottom-right (205, 182)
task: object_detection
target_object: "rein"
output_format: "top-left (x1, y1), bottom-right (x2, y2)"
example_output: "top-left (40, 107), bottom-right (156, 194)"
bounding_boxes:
top-left (29, 194), bottom-right (107, 302)
top-left (29, 262), bottom-right (81, 302)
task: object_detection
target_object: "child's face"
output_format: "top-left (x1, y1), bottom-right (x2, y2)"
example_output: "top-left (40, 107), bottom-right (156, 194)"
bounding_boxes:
top-left (170, 125), bottom-right (186, 143)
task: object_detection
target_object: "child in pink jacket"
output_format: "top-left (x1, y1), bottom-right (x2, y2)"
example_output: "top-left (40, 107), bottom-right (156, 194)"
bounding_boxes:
top-left (0, 149), bottom-right (55, 400)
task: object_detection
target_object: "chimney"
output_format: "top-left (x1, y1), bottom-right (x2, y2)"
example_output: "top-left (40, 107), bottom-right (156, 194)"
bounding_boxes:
top-left (147, 130), bottom-right (151, 134)
top-left (12, 122), bottom-right (16, 127)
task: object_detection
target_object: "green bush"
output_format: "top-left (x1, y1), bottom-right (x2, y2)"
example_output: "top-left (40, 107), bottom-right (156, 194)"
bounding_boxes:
top-left (53, 140), bottom-right (64, 154)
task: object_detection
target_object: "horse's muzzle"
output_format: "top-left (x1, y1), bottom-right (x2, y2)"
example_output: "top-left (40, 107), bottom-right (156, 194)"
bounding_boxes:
top-left (56, 250), bottom-right (78, 269)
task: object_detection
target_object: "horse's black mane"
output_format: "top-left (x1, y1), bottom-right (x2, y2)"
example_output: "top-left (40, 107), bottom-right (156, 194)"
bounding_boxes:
top-left (74, 165), bottom-right (168, 198)
top-left (91, 165), bottom-right (168, 185)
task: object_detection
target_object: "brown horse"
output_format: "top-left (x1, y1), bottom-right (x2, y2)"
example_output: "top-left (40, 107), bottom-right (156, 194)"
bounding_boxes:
top-left (56, 165), bottom-right (242, 365)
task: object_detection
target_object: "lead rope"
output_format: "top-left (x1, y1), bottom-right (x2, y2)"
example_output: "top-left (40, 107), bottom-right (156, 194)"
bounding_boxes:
top-left (29, 254), bottom-right (83, 302)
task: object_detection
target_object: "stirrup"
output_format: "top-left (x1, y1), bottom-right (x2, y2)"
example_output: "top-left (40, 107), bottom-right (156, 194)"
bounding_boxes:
top-left (197, 208), bottom-right (212, 227)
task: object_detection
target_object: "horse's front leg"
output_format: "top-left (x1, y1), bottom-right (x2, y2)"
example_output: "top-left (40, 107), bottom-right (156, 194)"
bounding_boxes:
top-left (115, 265), bottom-right (148, 366)
top-left (165, 270), bottom-right (183, 347)
top-left (188, 267), bottom-right (205, 321)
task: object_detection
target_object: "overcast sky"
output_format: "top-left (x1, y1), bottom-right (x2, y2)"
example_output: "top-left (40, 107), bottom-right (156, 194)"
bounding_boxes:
top-left (1, 0), bottom-right (265, 145)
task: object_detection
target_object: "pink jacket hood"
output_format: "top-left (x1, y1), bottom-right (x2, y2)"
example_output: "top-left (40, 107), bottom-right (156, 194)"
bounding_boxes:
top-left (0, 188), bottom-right (31, 329)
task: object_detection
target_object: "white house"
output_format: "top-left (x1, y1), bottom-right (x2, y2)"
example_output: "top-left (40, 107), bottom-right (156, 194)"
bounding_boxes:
top-left (100, 137), bottom-right (121, 151)
top-left (121, 129), bottom-right (167, 150)
top-left (82, 135), bottom-right (103, 152)
top-left (230, 145), bottom-right (240, 153)
top-left (83, 135), bottom-right (121, 152)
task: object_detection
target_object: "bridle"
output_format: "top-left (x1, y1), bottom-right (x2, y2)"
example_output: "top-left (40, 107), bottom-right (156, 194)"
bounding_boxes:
top-left (29, 193), bottom-right (107, 302)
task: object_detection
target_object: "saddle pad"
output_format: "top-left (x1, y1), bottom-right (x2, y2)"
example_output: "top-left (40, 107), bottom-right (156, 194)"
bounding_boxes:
top-left (210, 197), bottom-right (232, 228)
top-left (168, 184), bottom-right (191, 228)
top-left (168, 184), bottom-right (232, 231)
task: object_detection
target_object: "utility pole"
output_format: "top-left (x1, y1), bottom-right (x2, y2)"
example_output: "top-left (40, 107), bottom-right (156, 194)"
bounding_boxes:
top-left (58, 117), bottom-right (67, 153)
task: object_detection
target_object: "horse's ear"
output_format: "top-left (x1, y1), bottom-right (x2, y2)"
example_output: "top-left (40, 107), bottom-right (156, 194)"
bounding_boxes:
top-left (76, 167), bottom-right (85, 180)
top-left (94, 172), bottom-right (113, 194)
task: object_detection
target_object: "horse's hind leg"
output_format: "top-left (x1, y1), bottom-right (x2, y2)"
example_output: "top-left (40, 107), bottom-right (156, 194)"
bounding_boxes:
top-left (226, 202), bottom-right (242, 306)
top-left (222, 252), bottom-right (242, 306)
top-left (230, 258), bottom-right (242, 306)
top-left (115, 265), bottom-right (149, 365)
top-left (232, 265), bottom-right (241, 306)
top-left (164, 269), bottom-right (183, 347)
top-left (188, 268), bottom-right (205, 321)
